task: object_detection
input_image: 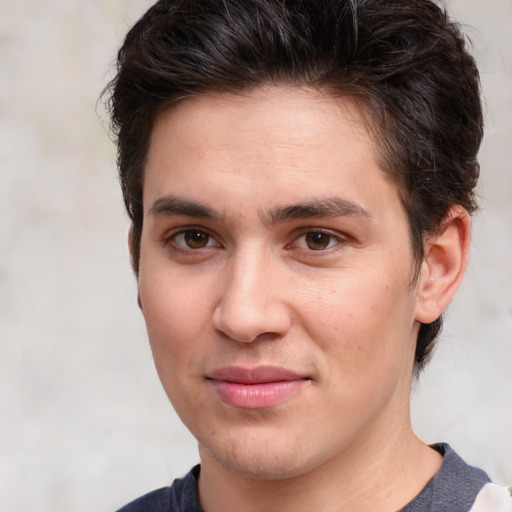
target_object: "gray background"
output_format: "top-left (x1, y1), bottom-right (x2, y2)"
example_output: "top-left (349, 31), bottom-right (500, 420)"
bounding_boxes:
top-left (0, 1), bottom-right (510, 511)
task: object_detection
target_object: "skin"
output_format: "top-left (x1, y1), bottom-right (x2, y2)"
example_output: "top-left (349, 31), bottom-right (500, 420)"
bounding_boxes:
top-left (134, 86), bottom-right (470, 512)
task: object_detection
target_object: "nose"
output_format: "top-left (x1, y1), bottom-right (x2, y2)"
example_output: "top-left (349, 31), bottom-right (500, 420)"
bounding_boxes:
top-left (212, 249), bottom-right (292, 343)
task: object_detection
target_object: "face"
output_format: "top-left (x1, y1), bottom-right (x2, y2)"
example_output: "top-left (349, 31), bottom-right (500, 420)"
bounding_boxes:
top-left (137, 86), bottom-right (422, 480)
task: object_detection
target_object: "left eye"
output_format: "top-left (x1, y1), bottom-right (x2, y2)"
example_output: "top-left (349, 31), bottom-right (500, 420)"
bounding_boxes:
top-left (171, 229), bottom-right (217, 249)
top-left (295, 231), bottom-right (340, 251)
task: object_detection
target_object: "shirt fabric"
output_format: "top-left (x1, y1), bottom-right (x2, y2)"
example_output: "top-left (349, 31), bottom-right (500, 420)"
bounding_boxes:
top-left (115, 444), bottom-right (511, 512)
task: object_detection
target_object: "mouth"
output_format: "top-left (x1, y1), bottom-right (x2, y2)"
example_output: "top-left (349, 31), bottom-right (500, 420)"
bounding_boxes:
top-left (207, 365), bottom-right (310, 409)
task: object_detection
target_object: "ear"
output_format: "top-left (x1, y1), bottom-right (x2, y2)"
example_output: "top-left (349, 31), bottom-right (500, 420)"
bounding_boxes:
top-left (127, 226), bottom-right (143, 310)
top-left (414, 206), bottom-right (471, 324)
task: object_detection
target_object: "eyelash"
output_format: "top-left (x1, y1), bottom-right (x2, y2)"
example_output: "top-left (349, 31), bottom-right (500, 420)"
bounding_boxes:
top-left (163, 227), bottom-right (347, 256)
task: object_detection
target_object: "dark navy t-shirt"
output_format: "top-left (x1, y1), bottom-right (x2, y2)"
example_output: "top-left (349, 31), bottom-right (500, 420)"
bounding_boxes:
top-left (115, 444), bottom-right (492, 512)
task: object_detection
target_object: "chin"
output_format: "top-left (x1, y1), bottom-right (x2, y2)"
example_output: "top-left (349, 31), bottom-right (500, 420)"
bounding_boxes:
top-left (199, 431), bottom-right (321, 481)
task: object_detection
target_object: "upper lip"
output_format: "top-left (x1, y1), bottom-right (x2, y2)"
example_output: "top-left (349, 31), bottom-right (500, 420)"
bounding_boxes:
top-left (208, 365), bottom-right (307, 384)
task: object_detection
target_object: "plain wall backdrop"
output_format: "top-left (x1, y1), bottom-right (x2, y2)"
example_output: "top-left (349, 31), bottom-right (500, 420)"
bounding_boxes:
top-left (0, 1), bottom-right (511, 511)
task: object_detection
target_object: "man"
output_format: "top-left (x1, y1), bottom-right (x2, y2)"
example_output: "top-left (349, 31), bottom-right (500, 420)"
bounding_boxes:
top-left (104, 0), bottom-right (511, 510)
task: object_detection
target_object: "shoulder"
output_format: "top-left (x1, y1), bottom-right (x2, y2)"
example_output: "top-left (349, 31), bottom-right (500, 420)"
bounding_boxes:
top-left (114, 465), bottom-right (202, 512)
top-left (470, 484), bottom-right (512, 512)
top-left (429, 444), bottom-right (511, 512)
top-left (402, 444), bottom-right (511, 512)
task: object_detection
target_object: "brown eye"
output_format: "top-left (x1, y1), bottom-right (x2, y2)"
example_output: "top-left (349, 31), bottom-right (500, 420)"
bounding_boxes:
top-left (173, 230), bottom-right (213, 249)
top-left (184, 230), bottom-right (210, 248)
top-left (304, 232), bottom-right (334, 250)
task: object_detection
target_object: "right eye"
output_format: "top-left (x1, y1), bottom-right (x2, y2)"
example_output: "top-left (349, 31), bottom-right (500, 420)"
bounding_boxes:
top-left (171, 229), bottom-right (218, 249)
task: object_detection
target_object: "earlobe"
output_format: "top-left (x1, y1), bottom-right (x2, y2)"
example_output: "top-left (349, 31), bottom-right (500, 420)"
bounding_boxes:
top-left (414, 206), bottom-right (471, 324)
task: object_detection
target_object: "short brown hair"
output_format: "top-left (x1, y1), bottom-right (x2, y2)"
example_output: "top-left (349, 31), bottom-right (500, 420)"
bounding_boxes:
top-left (104, 0), bottom-right (483, 370)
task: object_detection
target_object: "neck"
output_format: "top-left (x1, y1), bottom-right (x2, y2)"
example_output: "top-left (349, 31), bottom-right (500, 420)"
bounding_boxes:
top-left (198, 417), bottom-right (442, 512)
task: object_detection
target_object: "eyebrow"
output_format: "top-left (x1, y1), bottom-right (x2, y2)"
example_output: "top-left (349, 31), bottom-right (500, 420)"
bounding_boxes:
top-left (149, 196), bottom-right (221, 220)
top-left (149, 195), bottom-right (372, 224)
top-left (267, 197), bottom-right (373, 224)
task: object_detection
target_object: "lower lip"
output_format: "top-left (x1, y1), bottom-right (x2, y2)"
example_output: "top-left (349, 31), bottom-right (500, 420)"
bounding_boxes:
top-left (210, 380), bottom-right (308, 409)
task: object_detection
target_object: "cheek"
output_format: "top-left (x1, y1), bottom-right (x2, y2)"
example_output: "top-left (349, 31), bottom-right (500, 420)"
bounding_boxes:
top-left (140, 259), bottom-right (216, 329)
top-left (138, 276), bottom-right (209, 416)
top-left (300, 270), bottom-right (416, 373)
top-left (138, 271), bottom-right (205, 370)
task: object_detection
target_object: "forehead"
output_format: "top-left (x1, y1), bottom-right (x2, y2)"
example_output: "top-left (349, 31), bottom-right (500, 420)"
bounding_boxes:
top-left (143, 86), bottom-right (402, 222)
top-left (151, 86), bottom-right (372, 149)
top-left (148, 87), bottom-right (382, 172)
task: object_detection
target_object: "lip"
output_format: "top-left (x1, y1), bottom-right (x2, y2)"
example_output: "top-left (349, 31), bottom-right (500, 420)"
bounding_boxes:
top-left (207, 365), bottom-right (310, 409)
